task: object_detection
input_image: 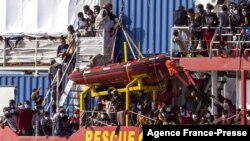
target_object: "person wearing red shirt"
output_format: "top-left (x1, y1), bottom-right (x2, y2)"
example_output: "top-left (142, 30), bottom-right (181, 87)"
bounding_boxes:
top-left (17, 101), bottom-right (34, 136)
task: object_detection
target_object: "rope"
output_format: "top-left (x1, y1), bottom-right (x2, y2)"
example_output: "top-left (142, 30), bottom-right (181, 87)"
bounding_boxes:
top-left (111, 0), bottom-right (125, 63)
top-left (123, 29), bottom-right (144, 58)
top-left (153, 55), bottom-right (163, 90)
top-left (122, 27), bottom-right (137, 59)
top-left (125, 63), bottom-right (132, 82)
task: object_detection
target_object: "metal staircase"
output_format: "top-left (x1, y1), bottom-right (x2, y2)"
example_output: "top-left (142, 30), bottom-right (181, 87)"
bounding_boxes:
top-left (43, 30), bottom-right (105, 113)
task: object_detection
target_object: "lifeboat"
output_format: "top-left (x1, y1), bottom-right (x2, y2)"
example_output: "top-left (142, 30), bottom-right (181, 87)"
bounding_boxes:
top-left (68, 54), bottom-right (170, 87)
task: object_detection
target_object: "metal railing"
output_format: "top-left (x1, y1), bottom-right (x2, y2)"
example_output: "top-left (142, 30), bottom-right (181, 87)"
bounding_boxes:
top-left (44, 30), bottom-right (105, 111)
top-left (171, 26), bottom-right (247, 58)
top-left (0, 39), bottom-right (61, 68)
top-left (0, 29), bottom-right (105, 70)
top-left (76, 30), bottom-right (105, 68)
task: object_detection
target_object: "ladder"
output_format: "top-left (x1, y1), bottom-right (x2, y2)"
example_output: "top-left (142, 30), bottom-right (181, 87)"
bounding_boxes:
top-left (44, 31), bottom-right (105, 112)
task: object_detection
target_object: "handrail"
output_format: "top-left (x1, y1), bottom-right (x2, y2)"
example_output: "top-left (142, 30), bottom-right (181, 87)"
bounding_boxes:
top-left (43, 71), bottom-right (58, 109)
top-left (0, 32), bottom-right (106, 67)
top-left (43, 38), bottom-right (77, 109)
top-left (209, 28), bottom-right (219, 58)
top-left (87, 116), bottom-right (111, 126)
top-left (0, 30), bottom-right (105, 38)
top-left (45, 43), bottom-right (78, 110)
top-left (172, 26), bottom-right (242, 30)
top-left (171, 26), bottom-right (246, 58)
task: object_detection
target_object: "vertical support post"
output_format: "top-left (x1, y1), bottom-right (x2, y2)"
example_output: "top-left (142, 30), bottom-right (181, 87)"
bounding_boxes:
top-left (56, 68), bottom-right (62, 111)
top-left (102, 30), bottom-right (105, 55)
top-left (124, 42), bottom-right (128, 62)
top-left (152, 90), bottom-right (157, 102)
top-left (80, 85), bottom-right (94, 111)
top-left (241, 70), bottom-right (246, 125)
top-left (125, 77), bottom-right (139, 126)
top-left (138, 77), bottom-right (143, 89)
top-left (170, 27), bottom-right (173, 57)
top-left (80, 90), bottom-right (85, 111)
top-left (223, 76), bottom-right (228, 98)
top-left (236, 71), bottom-right (240, 109)
top-left (211, 71), bottom-right (218, 115)
top-left (3, 38), bottom-right (6, 66)
top-left (76, 36), bottom-right (79, 68)
top-left (35, 39), bottom-right (38, 68)
top-left (125, 87), bottom-right (129, 126)
top-left (138, 42), bottom-right (141, 58)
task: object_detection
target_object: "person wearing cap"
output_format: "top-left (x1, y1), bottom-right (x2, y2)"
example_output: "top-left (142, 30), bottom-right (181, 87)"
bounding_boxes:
top-left (32, 106), bottom-right (44, 136)
top-left (17, 100), bottom-right (34, 136)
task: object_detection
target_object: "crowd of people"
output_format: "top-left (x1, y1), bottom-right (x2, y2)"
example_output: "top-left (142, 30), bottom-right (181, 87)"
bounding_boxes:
top-left (2, 1), bottom-right (250, 139)
top-left (47, 2), bottom-right (121, 111)
top-left (81, 83), bottom-right (250, 127)
top-left (173, 1), bottom-right (250, 57)
top-left (0, 3), bottom-right (119, 62)
top-left (0, 3), bottom-right (121, 137)
top-left (1, 83), bottom-right (250, 137)
top-left (0, 88), bottom-right (80, 137)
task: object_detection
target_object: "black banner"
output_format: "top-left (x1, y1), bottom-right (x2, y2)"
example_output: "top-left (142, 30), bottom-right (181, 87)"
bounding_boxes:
top-left (143, 125), bottom-right (250, 140)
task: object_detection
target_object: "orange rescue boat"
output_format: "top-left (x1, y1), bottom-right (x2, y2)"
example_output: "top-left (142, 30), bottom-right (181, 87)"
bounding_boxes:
top-left (68, 54), bottom-right (170, 87)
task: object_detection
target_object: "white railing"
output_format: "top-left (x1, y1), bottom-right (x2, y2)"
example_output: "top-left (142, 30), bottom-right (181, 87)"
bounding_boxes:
top-left (76, 30), bottom-right (105, 68)
top-left (171, 26), bottom-right (247, 58)
top-left (0, 30), bottom-right (105, 71)
top-left (0, 39), bottom-right (61, 68)
top-left (43, 30), bottom-right (105, 111)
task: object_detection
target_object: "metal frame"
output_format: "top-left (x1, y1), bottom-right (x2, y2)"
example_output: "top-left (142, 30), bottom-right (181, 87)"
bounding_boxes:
top-left (0, 39), bottom-right (60, 71)
top-left (79, 73), bottom-right (168, 126)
